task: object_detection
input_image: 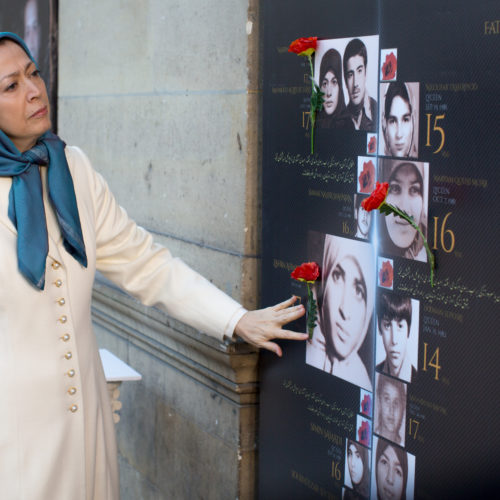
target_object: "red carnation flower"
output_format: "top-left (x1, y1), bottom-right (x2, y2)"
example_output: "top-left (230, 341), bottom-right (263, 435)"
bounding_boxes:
top-left (362, 182), bottom-right (389, 211)
top-left (291, 262), bottom-right (320, 283)
top-left (288, 37), bottom-right (317, 56)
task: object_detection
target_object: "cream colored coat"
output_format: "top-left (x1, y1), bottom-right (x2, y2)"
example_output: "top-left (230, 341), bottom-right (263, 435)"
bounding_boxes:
top-left (0, 146), bottom-right (245, 500)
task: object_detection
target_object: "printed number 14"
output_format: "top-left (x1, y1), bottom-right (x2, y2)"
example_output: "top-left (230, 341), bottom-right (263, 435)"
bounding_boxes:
top-left (422, 342), bottom-right (441, 380)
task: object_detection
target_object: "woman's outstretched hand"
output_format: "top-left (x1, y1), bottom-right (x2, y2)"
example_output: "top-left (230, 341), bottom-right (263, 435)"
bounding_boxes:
top-left (234, 296), bottom-right (308, 357)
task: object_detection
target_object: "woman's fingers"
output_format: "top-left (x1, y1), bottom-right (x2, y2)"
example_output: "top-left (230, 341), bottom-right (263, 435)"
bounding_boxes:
top-left (275, 304), bottom-right (305, 325)
top-left (271, 295), bottom-right (299, 311)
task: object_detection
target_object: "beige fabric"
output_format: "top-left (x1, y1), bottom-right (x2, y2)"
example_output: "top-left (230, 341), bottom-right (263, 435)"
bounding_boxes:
top-left (0, 146), bottom-right (246, 500)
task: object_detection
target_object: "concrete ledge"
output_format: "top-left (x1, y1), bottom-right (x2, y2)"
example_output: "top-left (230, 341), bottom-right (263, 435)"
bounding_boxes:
top-left (91, 279), bottom-right (259, 499)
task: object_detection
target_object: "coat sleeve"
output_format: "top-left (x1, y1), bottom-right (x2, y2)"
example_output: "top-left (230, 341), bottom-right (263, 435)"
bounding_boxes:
top-left (70, 146), bottom-right (246, 341)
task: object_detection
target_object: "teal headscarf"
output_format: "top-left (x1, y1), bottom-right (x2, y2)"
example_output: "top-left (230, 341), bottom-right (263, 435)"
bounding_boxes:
top-left (0, 32), bottom-right (87, 290)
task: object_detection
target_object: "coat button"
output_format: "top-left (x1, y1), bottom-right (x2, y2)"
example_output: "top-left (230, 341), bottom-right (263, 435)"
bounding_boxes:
top-left (59, 315), bottom-right (68, 324)
top-left (61, 333), bottom-right (70, 342)
top-left (65, 352), bottom-right (72, 360)
top-left (70, 404), bottom-right (78, 413)
top-left (54, 279), bottom-right (63, 287)
top-left (58, 298), bottom-right (66, 306)
top-left (52, 261), bottom-right (61, 270)
top-left (68, 387), bottom-right (77, 395)
top-left (67, 369), bottom-right (76, 377)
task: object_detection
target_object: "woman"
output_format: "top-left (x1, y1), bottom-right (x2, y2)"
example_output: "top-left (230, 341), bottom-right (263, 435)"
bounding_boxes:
top-left (0, 33), bottom-right (307, 500)
top-left (316, 48), bottom-right (350, 129)
top-left (381, 82), bottom-right (418, 158)
top-left (374, 374), bottom-right (406, 446)
top-left (306, 234), bottom-right (374, 391)
top-left (374, 438), bottom-right (408, 500)
top-left (379, 159), bottom-right (428, 262)
top-left (344, 439), bottom-right (370, 499)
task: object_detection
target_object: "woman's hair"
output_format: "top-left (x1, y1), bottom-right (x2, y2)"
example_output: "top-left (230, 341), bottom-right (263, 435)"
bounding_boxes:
top-left (377, 292), bottom-right (412, 334)
top-left (379, 160), bottom-right (427, 259)
top-left (318, 235), bottom-right (374, 366)
top-left (376, 375), bottom-right (406, 443)
top-left (375, 439), bottom-right (408, 500)
top-left (346, 439), bottom-right (370, 498)
top-left (317, 48), bottom-right (346, 126)
top-left (384, 82), bottom-right (411, 119)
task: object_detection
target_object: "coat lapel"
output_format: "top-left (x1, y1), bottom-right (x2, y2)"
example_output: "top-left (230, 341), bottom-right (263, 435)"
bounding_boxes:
top-left (0, 172), bottom-right (62, 261)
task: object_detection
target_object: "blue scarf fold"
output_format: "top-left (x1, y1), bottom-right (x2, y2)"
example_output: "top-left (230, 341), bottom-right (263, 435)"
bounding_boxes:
top-left (0, 32), bottom-right (87, 290)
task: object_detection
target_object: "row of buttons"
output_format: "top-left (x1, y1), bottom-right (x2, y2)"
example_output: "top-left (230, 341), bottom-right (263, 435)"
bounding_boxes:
top-left (52, 259), bottom-right (79, 414)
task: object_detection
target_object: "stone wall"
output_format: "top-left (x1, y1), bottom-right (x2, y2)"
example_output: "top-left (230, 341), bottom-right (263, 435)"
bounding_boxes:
top-left (58, 0), bottom-right (261, 498)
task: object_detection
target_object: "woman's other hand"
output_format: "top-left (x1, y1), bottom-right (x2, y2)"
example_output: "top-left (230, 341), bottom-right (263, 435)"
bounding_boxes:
top-left (234, 296), bottom-right (307, 357)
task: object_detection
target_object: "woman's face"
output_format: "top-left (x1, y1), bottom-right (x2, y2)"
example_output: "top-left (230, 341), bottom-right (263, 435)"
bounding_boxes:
top-left (385, 164), bottom-right (423, 248)
top-left (356, 205), bottom-right (371, 237)
top-left (376, 445), bottom-right (405, 500)
top-left (0, 40), bottom-right (50, 152)
top-left (322, 256), bottom-right (368, 360)
top-left (379, 381), bottom-right (404, 439)
top-left (347, 444), bottom-right (364, 485)
top-left (385, 95), bottom-right (413, 157)
top-left (320, 70), bottom-right (340, 115)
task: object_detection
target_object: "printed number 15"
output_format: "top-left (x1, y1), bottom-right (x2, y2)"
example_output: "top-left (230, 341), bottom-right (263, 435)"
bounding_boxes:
top-left (425, 113), bottom-right (445, 153)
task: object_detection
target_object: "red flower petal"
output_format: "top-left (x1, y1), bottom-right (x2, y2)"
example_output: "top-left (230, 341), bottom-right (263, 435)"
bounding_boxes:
top-left (361, 182), bottom-right (389, 211)
top-left (288, 37), bottom-right (317, 56)
top-left (291, 262), bottom-right (320, 282)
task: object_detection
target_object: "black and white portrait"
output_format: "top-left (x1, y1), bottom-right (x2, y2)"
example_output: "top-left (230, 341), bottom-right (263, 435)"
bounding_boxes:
top-left (380, 82), bottom-right (420, 158)
top-left (371, 437), bottom-right (415, 500)
top-left (374, 373), bottom-right (407, 447)
top-left (376, 292), bottom-right (419, 383)
top-left (314, 35), bottom-right (379, 131)
top-left (306, 235), bottom-right (374, 391)
top-left (354, 194), bottom-right (372, 240)
top-left (343, 439), bottom-right (370, 499)
top-left (378, 159), bottom-right (429, 262)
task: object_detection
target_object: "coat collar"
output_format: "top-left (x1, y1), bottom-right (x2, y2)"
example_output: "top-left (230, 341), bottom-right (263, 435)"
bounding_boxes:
top-left (0, 174), bottom-right (62, 261)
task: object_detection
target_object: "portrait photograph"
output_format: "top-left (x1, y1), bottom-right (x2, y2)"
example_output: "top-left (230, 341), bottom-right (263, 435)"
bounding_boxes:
top-left (354, 194), bottom-right (372, 240)
top-left (376, 292), bottom-right (419, 383)
top-left (314, 35), bottom-right (379, 132)
top-left (379, 82), bottom-right (420, 159)
top-left (343, 439), bottom-right (371, 499)
top-left (378, 159), bottom-right (429, 262)
top-left (306, 234), bottom-right (375, 391)
top-left (374, 373), bottom-right (407, 447)
top-left (371, 437), bottom-right (415, 500)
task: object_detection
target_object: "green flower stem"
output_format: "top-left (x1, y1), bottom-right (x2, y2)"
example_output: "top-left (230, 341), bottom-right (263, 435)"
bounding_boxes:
top-left (307, 54), bottom-right (315, 154)
top-left (381, 202), bottom-right (435, 287)
top-left (305, 281), bottom-right (318, 339)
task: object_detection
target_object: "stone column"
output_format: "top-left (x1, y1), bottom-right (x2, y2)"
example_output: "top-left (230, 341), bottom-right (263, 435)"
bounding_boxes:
top-left (58, 0), bottom-right (262, 498)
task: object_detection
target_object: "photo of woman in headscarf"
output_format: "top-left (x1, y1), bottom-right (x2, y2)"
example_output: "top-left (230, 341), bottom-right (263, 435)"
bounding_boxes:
top-left (306, 235), bottom-right (374, 391)
top-left (372, 437), bottom-right (413, 500)
top-left (380, 82), bottom-right (419, 158)
top-left (378, 159), bottom-right (428, 262)
top-left (344, 439), bottom-right (370, 499)
top-left (316, 48), bottom-right (351, 129)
